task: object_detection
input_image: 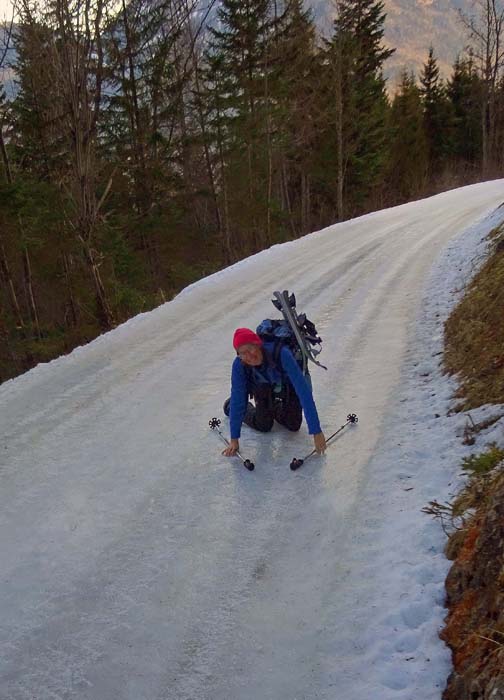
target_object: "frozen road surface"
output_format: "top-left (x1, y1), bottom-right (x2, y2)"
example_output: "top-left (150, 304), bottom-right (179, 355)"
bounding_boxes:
top-left (1, 181), bottom-right (503, 700)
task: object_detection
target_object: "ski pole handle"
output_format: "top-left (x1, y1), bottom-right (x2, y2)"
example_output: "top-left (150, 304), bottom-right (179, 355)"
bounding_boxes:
top-left (290, 413), bottom-right (358, 470)
top-left (325, 413), bottom-right (358, 444)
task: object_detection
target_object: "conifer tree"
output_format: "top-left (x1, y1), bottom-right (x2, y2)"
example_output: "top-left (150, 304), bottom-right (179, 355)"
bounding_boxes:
top-left (419, 47), bottom-right (452, 175)
top-left (387, 71), bottom-right (428, 201)
top-left (204, 0), bottom-right (277, 254)
top-left (15, 0), bottom-right (115, 329)
top-left (321, 0), bottom-right (394, 219)
top-left (268, 0), bottom-right (318, 234)
top-left (447, 56), bottom-right (483, 166)
top-left (104, 0), bottom-right (196, 278)
top-left (12, 19), bottom-right (66, 180)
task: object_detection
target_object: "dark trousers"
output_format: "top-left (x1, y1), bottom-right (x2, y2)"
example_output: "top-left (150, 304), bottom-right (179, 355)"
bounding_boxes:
top-left (244, 382), bottom-right (302, 433)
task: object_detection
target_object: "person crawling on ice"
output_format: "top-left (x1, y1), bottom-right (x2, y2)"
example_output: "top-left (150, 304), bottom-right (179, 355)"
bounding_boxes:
top-left (222, 328), bottom-right (326, 457)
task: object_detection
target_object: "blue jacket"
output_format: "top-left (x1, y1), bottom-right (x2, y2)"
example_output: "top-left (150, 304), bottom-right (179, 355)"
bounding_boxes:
top-left (229, 341), bottom-right (322, 439)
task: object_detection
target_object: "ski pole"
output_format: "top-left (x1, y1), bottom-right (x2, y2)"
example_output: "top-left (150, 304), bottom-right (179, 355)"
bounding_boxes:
top-left (290, 413), bottom-right (358, 471)
top-left (209, 418), bottom-right (255, 471)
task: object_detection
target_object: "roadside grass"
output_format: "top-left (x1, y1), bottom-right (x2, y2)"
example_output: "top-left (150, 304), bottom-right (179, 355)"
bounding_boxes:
top-left (461, 442), bottom-right (504, 477)
top-left (444, 222), bottom-right (504, 410)
top-left (426, 219), bottom-right (504, 696)
top-left (425, 218), bottom-right (504, 539)
top-left (423, 447), bottom-right (504, 549)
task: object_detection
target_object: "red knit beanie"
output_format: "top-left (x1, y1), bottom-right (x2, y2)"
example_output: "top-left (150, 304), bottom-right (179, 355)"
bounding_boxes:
top-left (233, 328), bottom-right (263, 350)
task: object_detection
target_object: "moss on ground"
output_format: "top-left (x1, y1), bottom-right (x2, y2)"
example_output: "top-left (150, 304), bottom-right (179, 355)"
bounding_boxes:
top-left (444, 223), bottom-right (504, 410)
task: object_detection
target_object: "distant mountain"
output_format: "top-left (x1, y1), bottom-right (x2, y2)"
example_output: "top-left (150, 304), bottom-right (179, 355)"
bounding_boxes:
top-left (0, 2), bottom-right (475, 98)
top-left (381, 0), bottom-right (473, 88)
top-left (308, 0), bottom-right (473, 90)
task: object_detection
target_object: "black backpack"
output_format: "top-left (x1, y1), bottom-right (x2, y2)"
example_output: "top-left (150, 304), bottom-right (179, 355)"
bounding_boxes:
top-left (256, 290), bottom-right (327, 377)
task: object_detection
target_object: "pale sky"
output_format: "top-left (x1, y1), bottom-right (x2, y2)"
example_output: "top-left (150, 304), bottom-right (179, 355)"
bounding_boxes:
top-left (0, 0), bottom-right (15, 20)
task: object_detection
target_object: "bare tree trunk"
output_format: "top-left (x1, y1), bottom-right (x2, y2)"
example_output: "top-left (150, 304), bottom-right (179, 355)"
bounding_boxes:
top-left (217, 119), bottom-right (233, 264)
top-left (281, 159), bottom-right (297, 236)
top-left (0, 298), bottom-right (17, 373)
top-left (482, 85), bottom-right (489, 173)
top-left (207, 76), bottom-right (234, 262)
top-left (246, 54), bottom-right (261, 253)
top-left (173, 35), bottom-right (197, 222)
top-left (120, 0), bottom-right (150, 214)
top-left (0, 7), bottom-right (14, 184)
top-left (264, 41), bottom-right (273, 245)
top-left (193, 76), bottom-right (224, 237)
top-left (246, 143), bottom-right (258, 252)
top-left (300, 170), bottom-right (307, 233)
top-left (487, 0), bottom-right (503, 170)
top-left (62, 252), bottom-right (79, 327)
top-left (183, 2), bottom-right (224, 242)
top-left (55, 0), bottom-right (114, 329)
top-left (114, 46), bottom-right (155, 274)
top-left (301, 170), bottom-right (312, 235)
top-left (459, 0), bottom-right (504, 175)
top-left (306, 173), bottom-right (311, 231)
top-left (80, 238), bottom-right (114, 330)
top-left (266, 144), bottom-right (273, 244)
top-left (335, 43), bottom-right (344, 221)
top-left (0, 237), bottom-right (24, 330)
top-left (22, 247), bottom-right (41, 339)
top-left (0, 115), bottom-right (12, 184)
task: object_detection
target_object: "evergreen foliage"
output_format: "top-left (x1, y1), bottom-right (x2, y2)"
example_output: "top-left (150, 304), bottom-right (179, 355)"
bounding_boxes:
top-left (0, 0), bottom-right (503, 383)
top-left (419, 47), bottom-right (453, 176)
top-left (387, 71), bottom-right (427, 201)
top-left (203, 0), bottom-right (278, 253)
top-left (461, 444), bottom-right (504, 476)
top-left (321, 0), bottom-right (394, 218)
top-left (447, 56), bottom-right (482, 166)
top-left (267, 0), bottom-right (319, 235)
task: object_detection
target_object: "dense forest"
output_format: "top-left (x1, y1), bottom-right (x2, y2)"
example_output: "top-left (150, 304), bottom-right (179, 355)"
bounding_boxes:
top-left (0, 0), bottom-right (503, 383)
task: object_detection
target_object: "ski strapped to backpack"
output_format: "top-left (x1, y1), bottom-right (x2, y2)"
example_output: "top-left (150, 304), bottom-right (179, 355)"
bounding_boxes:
top-left (256, 290), bottom-right (327, 376)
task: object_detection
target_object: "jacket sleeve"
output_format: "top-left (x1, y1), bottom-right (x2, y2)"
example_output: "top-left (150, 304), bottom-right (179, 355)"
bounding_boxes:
top-left (229, 357), bottom-right (248, 439)
top-left (280, 347), bottom-right (322, 435)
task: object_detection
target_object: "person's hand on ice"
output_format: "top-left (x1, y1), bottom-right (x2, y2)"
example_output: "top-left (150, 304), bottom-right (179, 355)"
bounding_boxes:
top-left (222, 439), bottom-right (239, 457)
top-left (313, 432), bottom-right (327, 454)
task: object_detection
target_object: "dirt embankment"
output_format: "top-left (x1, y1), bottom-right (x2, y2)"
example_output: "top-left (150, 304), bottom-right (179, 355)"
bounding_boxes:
top-left (441, 472), bottom-right (504, 700)
top-left (441, 220), bottom-right (504, 699)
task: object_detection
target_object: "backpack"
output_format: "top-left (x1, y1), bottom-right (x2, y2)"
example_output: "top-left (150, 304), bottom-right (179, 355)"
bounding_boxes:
top-left (256, 290), bottom-right (327, 378)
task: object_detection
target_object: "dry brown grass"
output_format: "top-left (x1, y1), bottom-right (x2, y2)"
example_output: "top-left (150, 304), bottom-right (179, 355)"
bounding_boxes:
top-left (444, 223), bottom-right (504, 410)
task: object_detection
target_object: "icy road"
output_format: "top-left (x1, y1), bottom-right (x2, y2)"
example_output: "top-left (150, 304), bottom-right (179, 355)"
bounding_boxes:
top-left (1, 181), bottom-right (503, 700)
